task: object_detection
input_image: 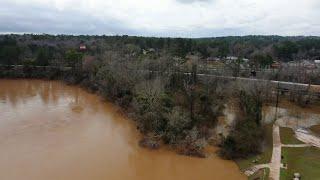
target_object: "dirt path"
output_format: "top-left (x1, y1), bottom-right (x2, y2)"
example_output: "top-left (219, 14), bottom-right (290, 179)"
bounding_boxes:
top-left (269, 124), bottom-right (281, 180)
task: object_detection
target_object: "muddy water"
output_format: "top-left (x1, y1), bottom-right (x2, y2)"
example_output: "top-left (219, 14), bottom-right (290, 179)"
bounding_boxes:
top-left (0, 79), bottom-right (245, 180)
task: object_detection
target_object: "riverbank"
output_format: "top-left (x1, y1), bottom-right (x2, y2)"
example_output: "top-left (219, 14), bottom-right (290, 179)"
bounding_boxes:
top-left (0, 79), bottom-right (246, 180)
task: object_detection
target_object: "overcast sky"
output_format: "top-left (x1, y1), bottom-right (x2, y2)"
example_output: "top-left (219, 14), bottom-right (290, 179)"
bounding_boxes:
top-left (1, 0), bottom-right (320, 37)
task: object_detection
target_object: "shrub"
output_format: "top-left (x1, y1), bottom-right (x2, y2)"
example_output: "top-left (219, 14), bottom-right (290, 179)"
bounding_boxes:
top-left (220, 119), bottom-right (264, 159)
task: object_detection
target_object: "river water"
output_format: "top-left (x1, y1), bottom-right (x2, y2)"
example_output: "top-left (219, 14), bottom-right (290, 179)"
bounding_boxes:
top-left (0, 79), bottom-right (245, 180)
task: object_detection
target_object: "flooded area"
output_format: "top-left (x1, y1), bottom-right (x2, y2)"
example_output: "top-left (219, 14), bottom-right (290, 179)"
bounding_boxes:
top-left (0, 79), bottom-right (245, 180)
top-left (215, 100), bottom-right (320, 137)
top-left (263, 103), bottom-right (320, 129)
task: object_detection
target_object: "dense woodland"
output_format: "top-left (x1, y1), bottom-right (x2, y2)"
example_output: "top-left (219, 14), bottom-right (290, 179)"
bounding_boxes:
top-left (0, 34), bottom-right (319, 159)
top-left (1, 34), bottom-right (320, 66)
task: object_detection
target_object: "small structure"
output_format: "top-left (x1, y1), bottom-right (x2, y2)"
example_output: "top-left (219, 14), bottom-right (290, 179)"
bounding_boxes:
top-left (148, 48), bottom-right (155, 52)
top-left (315, 60), bottom-right (320, 68)
top-left (224, 56), bottom-right (238, 64)
top-left (285, 60), bottom-right (316, 69)
top-left (206, 57), bottom-right (221, 61)
top-left (142, 49), bottom-right (148, 55)
top-left (302, 60), bottom-right (316, 69)
top-left (79, 43), bottom-right (87, 51)
top-left (243, 58), bottom-right (249, 63)
top-left (293, 172), bottom-right (301, 180)
top-left (226, 56), bottom-right (238, 60)
top-left (271, 61), bottom-right (281, 69)
top-left (142, 48), bottom-right (156, 55)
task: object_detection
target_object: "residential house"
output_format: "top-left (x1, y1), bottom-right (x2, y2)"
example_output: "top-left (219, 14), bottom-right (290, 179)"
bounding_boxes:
top-left (79, 43), bottom-right (87, 51)
top-left (271, 61), bottom-right (281, 69)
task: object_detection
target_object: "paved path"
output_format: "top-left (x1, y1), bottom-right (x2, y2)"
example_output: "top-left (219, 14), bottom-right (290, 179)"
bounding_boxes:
top-left (269, 124), bottom-right (281, 180)
top-left (282, 144), bottom-right (311, 147)
top-left (244, 164), bottom-right (269, 176)
top-left (244, 123), bottom-right (320, 179)
top-left (295, 128), bottom-right (320, 148)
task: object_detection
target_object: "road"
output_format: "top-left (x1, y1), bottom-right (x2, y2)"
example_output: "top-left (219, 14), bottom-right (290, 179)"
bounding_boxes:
top-left (195, 73), bottom-right (320, 94)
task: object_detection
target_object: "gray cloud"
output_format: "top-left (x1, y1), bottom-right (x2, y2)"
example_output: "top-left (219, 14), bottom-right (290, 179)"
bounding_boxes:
top-left (176, 0), bottom-right (212, 4)
top-left (0, 0), bottom-right (319, 37)
top-left (0, 1), bottom-right (139, 35)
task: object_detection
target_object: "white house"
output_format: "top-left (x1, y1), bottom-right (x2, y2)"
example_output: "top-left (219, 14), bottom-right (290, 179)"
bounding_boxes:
top-left (243, 58), bottom-right (249, 63)
top-left (226, 56), bottom-right (238, 60)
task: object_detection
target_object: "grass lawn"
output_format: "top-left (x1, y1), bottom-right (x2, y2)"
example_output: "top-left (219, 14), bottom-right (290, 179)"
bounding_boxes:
top-left (310, 125), bottom-right (320, 136)
top-left (280, 168), bottom-right (287, 180)
top-left (281, 147), bottom-right (320, 180)
top-left (280, 127), bottom-right (303, 144)
top-left (235, 124), bottom-right (273, 171)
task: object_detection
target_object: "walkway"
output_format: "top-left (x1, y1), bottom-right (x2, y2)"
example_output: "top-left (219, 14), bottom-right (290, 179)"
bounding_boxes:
top-left (282, 144), bottom-right (311, 148)
top-left (295, 128), bottom-right (320, 148)
top-left (244, 124), bottom-right (320, 180)
top-left (269, 124), bottom-right (281, 180)
top-left (244, 164), bottom-right (269, 176)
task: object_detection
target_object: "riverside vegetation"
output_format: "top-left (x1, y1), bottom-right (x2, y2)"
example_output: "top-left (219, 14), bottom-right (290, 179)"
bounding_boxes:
top-left (0, 34), bottom-right (319, 159)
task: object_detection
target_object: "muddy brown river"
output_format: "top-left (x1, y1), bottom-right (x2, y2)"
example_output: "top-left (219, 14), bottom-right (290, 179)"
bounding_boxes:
top-left (0, 79), bottom-right (245, 180)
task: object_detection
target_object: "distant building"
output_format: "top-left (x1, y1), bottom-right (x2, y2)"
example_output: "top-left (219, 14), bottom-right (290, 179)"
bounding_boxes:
top-left (142, 48), bottom-right (156, 55)
top-left (315, 60), bottom-right (320, 64)
top-left (79, 44), bottom-right (87, 51)
top-left (243, 58), bottom-right (249, 63)
top-left (148, 48), bottom-right (155, 52)
top-left (186, 54), bottom-right (200, 61)
top-left (285, 60), bottom-right (316, 69)
top-left (303, 61), bottom-right (316, 69)
top-left (142, 49), bottom-right (148, 55)
top-left (206, 57), bottom-right (221, 61)
top-left (271, 61), bottom-right (281, 69)
top-left (226, 56), bottom-right (238, 60)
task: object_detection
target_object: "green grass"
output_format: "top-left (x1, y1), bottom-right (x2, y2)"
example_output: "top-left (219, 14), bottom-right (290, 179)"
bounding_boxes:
top-left (235, 124), bottom-right (273, 171)
top-left (280, 168), bottom-right (287, 180)
top-left (280, 127), bottom-right (303, 145)
top-left (281, 147), bottom-right (320, 180)
top-left (310, 125), bottom-right (320, 136)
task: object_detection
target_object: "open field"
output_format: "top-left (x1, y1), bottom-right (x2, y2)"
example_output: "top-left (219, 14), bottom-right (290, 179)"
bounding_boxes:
top-left (280, 127), bottom-right (303, 144)
top-left (281, 147), bottom-right (320, 180)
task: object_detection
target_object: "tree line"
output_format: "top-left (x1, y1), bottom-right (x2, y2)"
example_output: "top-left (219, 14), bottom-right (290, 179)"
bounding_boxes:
top-left (1, 34), bottom-right (320, 67)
